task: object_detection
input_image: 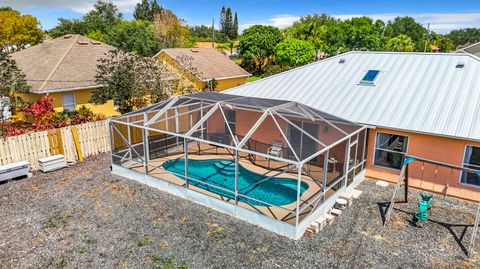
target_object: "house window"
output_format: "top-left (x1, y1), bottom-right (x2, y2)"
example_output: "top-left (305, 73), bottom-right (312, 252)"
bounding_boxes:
top-left (224, 110), bottom-right (236, 135)
top-left (374, 132), bottom-right (408, 170)
top-left (460, 146), bottom-right (480, 186)
top-left (360, 70), bottom-right (380, 85)
top-left (62, 93), bottom-right (76, 111)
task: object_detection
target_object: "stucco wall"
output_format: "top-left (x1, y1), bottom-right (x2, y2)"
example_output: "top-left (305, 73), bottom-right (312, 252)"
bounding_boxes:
top-left (365, 127), bottom-right (480, 201)
top-left (155, 51), bottom-right (247, 92)
top-left (215, 77), bottom-right (248, 92)
top-left (17, 89), bottom-right (119, 118)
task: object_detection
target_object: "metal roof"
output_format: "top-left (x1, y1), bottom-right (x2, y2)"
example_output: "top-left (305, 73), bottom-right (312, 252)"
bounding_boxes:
top-left (226, 51), bottom-right (480, 142)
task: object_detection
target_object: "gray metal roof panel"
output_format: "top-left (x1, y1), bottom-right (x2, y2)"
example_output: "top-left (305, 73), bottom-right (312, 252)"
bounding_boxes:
top-left (226, 51), bottom-right (480, 141)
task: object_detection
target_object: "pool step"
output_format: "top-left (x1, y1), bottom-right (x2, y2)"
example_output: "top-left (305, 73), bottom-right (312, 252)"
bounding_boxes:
top-left (214, 162), bottom-right (236, 171)
top-left (218, 169), bottom-right (236, 176)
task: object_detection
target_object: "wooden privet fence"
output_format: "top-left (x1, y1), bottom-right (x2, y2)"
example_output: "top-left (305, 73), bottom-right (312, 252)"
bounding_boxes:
top-left (0, 120), bottom-right (110, 170)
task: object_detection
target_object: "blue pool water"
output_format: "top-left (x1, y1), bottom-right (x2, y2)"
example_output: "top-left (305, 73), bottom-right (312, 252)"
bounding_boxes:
top-left (162, 158), bottom-right (309, 207)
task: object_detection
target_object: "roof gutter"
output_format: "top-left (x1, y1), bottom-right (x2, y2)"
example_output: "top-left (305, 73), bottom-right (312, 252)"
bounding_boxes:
top-left (200, 73), bottom-right (251, 82)
top-left (31, 84), bottom-right (103, 94)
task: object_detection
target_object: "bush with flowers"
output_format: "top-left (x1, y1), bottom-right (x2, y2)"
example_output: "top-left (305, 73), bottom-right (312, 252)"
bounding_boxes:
top-left (0, 96), bottom-right (105, 137)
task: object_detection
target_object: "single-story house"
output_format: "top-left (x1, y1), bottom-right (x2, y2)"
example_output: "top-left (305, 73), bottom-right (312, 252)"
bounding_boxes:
top-left (227, 51), bottom-right (480, 201)
top-left (11, 34), bottom-right (119, 117)
top-left (154, 48), bottom-right (250, 92)
top-left (195, 41), bottom-right (240, 56)
top-left (457, 41), bottom-right (480, 58)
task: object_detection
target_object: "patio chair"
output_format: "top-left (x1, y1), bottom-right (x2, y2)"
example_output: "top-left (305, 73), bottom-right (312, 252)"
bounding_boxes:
top-left (267, 141), bottom-right (283, 158)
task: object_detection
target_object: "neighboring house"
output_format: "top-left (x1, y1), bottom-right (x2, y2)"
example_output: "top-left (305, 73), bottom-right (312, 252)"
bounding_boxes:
top-left (11, 34), bottom-right (119, 117)
top-left (154, 48), bottom-right (250, 92)
top-left (457, 41), bottom-right (480, 57)
top-left (227, 51), bottom-right (480, 201)
top-left (195, 41), bottom-right (239, 56)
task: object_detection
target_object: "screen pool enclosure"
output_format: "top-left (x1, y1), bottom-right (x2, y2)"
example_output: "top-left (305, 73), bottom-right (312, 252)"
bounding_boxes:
top-left (109, 92), bottom-right (367, 239)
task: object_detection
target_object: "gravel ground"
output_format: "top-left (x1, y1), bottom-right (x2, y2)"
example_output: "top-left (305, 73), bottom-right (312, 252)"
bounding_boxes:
top-left (1, 154), bottom-right (479, 269)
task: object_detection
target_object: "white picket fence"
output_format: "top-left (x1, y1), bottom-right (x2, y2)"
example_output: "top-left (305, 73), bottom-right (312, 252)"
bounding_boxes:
top-left (0, 120), bottom-right (110, 170)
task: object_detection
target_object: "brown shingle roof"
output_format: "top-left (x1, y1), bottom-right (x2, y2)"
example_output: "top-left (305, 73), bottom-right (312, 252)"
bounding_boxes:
top-left (158, 48), bottom-right (250, 81)
top-left (11, 34), bottom-right (115, 93)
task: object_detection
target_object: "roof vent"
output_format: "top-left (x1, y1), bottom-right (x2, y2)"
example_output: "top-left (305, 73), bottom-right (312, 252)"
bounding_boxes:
top-left (190, 49), bottom-right (199, 53)
top-left (456, 61), bottom-right (465, 68)
top-left (339, 58), bottom-right (346, 64)
top-left (90, 41), bottom-right (101, 45)
top-left (63, 35), bottom-right (72, 39)
top-left (77, 41), bottom-right (89, 45)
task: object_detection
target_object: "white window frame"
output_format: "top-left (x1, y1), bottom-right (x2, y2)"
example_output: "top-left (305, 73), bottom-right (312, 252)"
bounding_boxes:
top-left (372, 131), bottom-right (409, 171)
top-left (459, 145), bottom-right (480, 188)
top-left (62, 93), bottom-right (76, 111)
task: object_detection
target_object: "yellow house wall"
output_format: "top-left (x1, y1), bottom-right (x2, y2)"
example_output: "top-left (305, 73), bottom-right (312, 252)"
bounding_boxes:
top-left (156, 52), bottom-right (204, 91)
top-left (155, 51), bottom-right (248, 92)
top-left (215, 77), bottom-right (248, 91)
top-left (16, 88), bottom-right (119, 118)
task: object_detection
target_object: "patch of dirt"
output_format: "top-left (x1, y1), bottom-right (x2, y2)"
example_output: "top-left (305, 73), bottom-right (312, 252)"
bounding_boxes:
top-left (0, 154), bottom-right (479, 268)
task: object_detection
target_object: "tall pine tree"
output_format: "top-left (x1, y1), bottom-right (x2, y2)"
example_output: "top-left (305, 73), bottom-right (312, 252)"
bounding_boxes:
top-left (219, 6), bottom-right (226, 34)
top-left (232, 12), bottom-right (238, 39)
top-left (225, 7), bottom-right (233, 39)
top-left (133, 0), bottom-right (162, 21)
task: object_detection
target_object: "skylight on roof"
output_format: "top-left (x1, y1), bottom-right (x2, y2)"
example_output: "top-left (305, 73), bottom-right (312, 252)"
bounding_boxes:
top-left (359, 70), bottom-right (380, 85)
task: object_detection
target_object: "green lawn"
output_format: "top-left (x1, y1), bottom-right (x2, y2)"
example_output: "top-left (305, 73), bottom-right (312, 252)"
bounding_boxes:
top-left (247, 74), bottom-right (262, 83)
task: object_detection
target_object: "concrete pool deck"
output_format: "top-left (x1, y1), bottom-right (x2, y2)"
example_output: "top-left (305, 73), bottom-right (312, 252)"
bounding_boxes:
top-left (113, 142), bottom-right (364, 238)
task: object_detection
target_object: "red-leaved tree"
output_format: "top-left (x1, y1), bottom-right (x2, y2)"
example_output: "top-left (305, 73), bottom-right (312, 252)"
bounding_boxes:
top-left (22, 95), bottom-right (55, 130)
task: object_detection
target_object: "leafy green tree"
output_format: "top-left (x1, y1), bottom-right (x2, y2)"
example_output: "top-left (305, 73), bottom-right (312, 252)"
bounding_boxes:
top-left (341, 16), bottom-right (384, 51)
top-left (93, 49), bottom-right (170, 113)
top-left (189, 25), bottom-right (228, 43)
top-left (48, 1), bottom-right (122, 38)
top-left (284, 14), bottom-right (339, 57)
top-left (85, 29), bottom-right (106, 42)
top-left (430, 34), bottom-right (454, 52)
top-left (47, 18), bottom-right (87, 37)
top-left (0, 52), bottom-right (30, 119)
top-left (153, 9), bottom-right (191, 48)
top-left (274, 38), bottom-right (315, 67)
top-left (0, 9), bottom-right (44, 52)
top-left (83, 1), bottom-right (122, 34)
top-left (105, 20), bottom-right (162, 56)
top-left (133, 0), bottom-right (163, 22)
top-left (239, 25), bottom-right (283, 72)
top-left (447, 28), bottom-right (480, 48)
top-left (385, 16), bottom-right (427, 51)
top-left (324, 24), bottom-right (348, 55)
top-left (386, 34), bottom-right (415, 52)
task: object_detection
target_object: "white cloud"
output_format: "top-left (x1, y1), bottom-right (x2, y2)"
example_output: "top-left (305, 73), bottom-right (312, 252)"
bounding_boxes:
top-left (240, 14), bottom-right (300, 31)
top-left (241, 12), bottom-right (480, 33)
top-left (2, 0), bottom-right (140, 13)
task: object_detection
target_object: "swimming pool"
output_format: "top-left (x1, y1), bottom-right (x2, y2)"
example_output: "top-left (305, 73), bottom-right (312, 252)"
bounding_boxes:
top-left (162, 158), bottom-right (309, 207)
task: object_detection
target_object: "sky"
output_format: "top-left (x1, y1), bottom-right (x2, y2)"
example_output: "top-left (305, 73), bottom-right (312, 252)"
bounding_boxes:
top-left (3, 0), bottom-right (480, 33)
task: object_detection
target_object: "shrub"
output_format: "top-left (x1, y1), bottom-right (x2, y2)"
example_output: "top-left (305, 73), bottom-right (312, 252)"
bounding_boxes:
top-left (261, 65), bottom-right (292, 78)
top-left (239, 51), bottom-right (257, 73)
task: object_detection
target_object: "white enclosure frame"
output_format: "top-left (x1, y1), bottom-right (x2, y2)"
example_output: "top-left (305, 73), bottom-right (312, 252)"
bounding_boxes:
top-left (109, 92), bottom-right (367, 238)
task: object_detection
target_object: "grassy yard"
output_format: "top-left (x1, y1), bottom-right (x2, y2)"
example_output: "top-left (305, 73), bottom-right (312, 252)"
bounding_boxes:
top-left (0, 154), bottom-right (479, 268)
top-left (247, 74), bottom-right (262, 83)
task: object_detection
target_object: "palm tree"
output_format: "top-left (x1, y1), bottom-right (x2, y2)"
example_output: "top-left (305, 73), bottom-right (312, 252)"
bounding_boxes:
top-left (386, 34), bottom-right (415, 52)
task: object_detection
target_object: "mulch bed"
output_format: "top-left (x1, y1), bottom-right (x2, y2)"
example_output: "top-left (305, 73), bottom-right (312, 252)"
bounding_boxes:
top-left (0, 154), bottom-right (479, 268)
